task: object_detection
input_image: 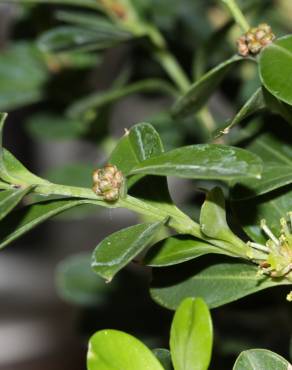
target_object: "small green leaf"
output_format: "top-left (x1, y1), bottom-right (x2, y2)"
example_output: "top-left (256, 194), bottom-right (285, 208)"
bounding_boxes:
top-left (200, 187), bottom-right (246, 252)
top-left (56, 253), bottom-right (115, 306)
top-left (144, 235), bottom-right (222, 267)
top-left (0, 187), bottom-right (32, 221)
top-left (213, 88), bottom-right (265, 139)
top-left (0, 199), bottom-right (93, 250)
top-left (172, 55), bottom-right (244, 118)
top-left (87, 330), bottom-right (164, 370)
top-left (131, 144), bottom-right (263, 182)
top-left (153, 349), bottom-right (173, 370)
top-left (92, 221), bottom-right (164, 281)
top-left (150, 257), bottom-right (291, 309)
top-left (233, 349), bottom-right (291, 370)
top-left (170, 297), bottom-right (213, 370)
top-left (259, 35), bottom-right (292, 106)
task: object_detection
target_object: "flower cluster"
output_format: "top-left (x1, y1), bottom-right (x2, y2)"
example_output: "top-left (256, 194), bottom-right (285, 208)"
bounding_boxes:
top-left (237, 23), bottom-right (275, 56)
top-left (92, 164), bottom-right (124, 202)
top-left (247, 214), bottom-right (292, 282)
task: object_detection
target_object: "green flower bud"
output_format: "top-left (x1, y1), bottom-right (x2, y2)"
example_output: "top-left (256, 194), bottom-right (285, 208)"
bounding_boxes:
top-left (92, 164), bottom-right (124, 202)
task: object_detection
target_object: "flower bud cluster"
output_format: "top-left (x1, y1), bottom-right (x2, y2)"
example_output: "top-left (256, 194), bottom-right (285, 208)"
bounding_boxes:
top-left (237, 23), bottom-right (275, 57)
top-left (92, 164), bottom-right (123, 202)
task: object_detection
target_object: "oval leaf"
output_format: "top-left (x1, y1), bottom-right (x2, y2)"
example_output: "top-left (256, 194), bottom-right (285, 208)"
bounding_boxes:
top-left (233, 349), bottom-right (291, 370)
top-left (172, 55), bottom-right (243, 118)
top-left (150, 257), bottom-right (291, 309)
top-left (170, 297), bottom-right (213, 370)
top-left (144, 235), bottom-right (222, 267)
top-left (131, 144), bottom-right (262, 182)
top-left (259, 35), bottom-right (292, 106)
top-left (92, 221), bottom-right (165, 281)
top-left (87, 330), bottom-right (164, 370)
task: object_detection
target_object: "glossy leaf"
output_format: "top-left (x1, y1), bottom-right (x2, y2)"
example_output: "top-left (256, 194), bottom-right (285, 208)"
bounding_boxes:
top-left (92, 221), bottom-right (165, 281)
top-left (131, 144), bottom-right (263, 182)
top-left (232, 132), bottom-right (292, 199)
top-left (144, 235), bottom-right (222, 267)
top-left (56, 253), bottom-right (115, 306)
top-left (260, 35), bottom-right (292, 106)
top-left (150, 257), bottom-right (291, 309)
top-left (233, 349), bottom-right (291, 370)
top-left (0, 43), bottom-right (48, 111)
top-left (172, 55), bottom-right (243, 118)
top-left (170, 297), bottom-right (213, 370)
top-left (213, 88), bottom-right (265, 139)
top-left (153, 349), bottom-right (173, 370)
top-left (200, 187), bottom-right (246, 252)
top-left (0, 187), bottom-right (32, 221)
top-left (0, 199), bottom-right (97, 250)
top-left (87, 330), bottom-right (164, 370)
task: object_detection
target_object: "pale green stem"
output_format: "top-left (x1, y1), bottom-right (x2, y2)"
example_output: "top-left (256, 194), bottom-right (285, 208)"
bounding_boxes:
top-left (221, 0), bottom-right (250, 32)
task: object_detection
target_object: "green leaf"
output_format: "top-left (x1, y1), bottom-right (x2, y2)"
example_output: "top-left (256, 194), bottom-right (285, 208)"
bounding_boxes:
top-left (232, 132), bottom-right (292, 200)
top-left (92, 221), bottom-right (164, 281)
top-left (150, 257), bottom-right (291, 309)
top-left (67, 79), bottom-right (177, 119)
top-left (0, 199), bottom-right (94, 250)
top-left (259, 35), bottom-right (292, 106)
top-left (213, 88), bottom-right (265, 139)
top-left (153, 349), bottom-right (173, 370)
top-left (56, 253), bottom-right (115, 306)
top-left (131, 144), bottom-right (263, 182)
top-left (0, 0), bottom-right (102, 9)
top-left (200, 187), bottom-right (246, 252)
top-left (232, 186), bottom-right (292, 245)
top-left (170, 297), bottom-right (213, 370)
top-left (0, 43), bottom-right (48, 111)
top-left (233, 349), bottom-right (291, 370)
top-left (0, 187), bottom-right (32, 221)
top-left (26, 113), bottom-right (86, 141)
top-left (110, 122), bottom-right (164, 176)
top-left (172, 55), bottom-right (244, 118)
top-left (38, 25), bottom-right (130, 53)
top-left (87, 330), bottom-right (164, 370)
top-left (144, 235), bottom-right (222, 267)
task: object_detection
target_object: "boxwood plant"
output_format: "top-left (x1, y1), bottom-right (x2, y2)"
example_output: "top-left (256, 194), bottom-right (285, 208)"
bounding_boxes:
top-left (0, 0), bottom-right (292, 368)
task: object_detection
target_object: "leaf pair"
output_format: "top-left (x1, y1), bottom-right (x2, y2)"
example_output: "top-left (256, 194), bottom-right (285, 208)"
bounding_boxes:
top-left (87, 297), bottom-right (213, 370)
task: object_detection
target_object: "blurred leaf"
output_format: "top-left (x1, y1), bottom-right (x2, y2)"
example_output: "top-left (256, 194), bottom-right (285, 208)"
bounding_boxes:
top-left (172, 55), bottom-right (244, 118)
top-left (56, 253), bottom-right (115, 306)
top-left (213, 88), bottom-right (265, 139)
top-left (0, 187), bottom-right (32, 221)
top-left (233, 349), bottom-right (291, 370)
top-left (260, 35), bottom-right (292, 106)
top-left (153, 349), bottom-right (173, 370)
top-left (144, 235), bottom-right (222, 267)
top-left (0, 0), bottom-right (102, 9)
top-left (38, 24), bottom-right (130, 53)
top-left (92, 221), bottom-right (164, 281)
top-left (263, 88), bottom-right (292, 125)
top-left (26, 113), bottom-right (87, 141)
top-left (170, 297), bottom-right (213, 370)
top-left (150, 257), bottom-right (290, 309)
top-left (45, 163), bottom-right (93, 187)
top-left (67, 79), bottom-right (177, 119)
top-left (0, 43), bottom-right (48, 111)
top-left (232, 132), bottom-right (292, 200)
top-left (87, 330), bottom-right (164, 370)
top-left (131, 144), bottom-right (263, 182)
top-left (0, 199), bottom-right (98, 250)
top-left (232, 186), bottom-right (292, 245)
